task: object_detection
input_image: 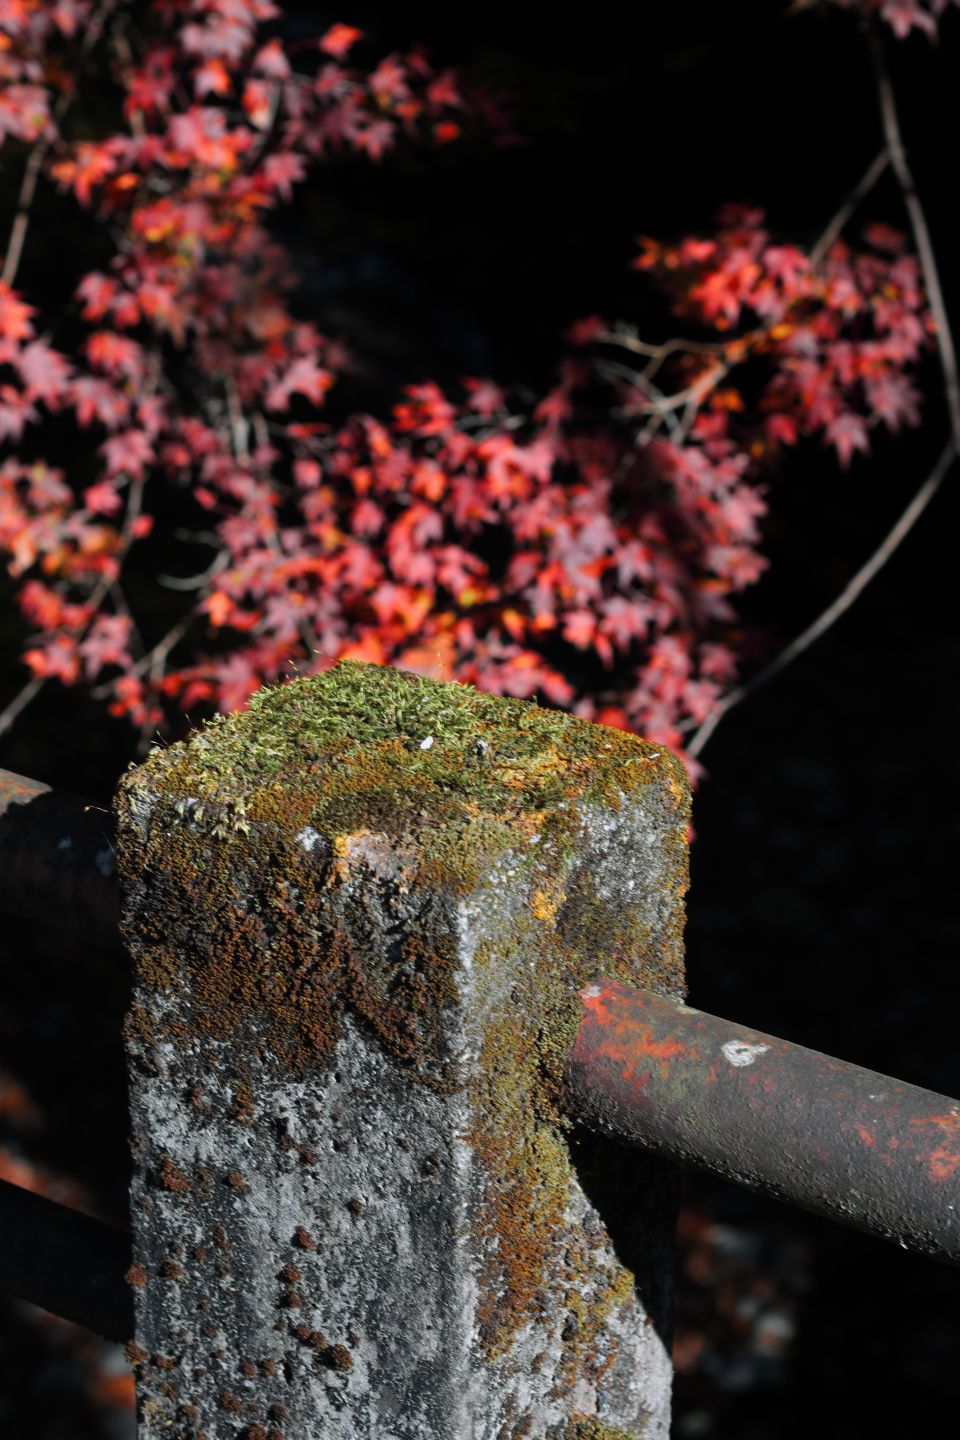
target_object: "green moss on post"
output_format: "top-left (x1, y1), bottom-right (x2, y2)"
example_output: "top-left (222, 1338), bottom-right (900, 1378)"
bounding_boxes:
top-left (117, 662), bottom-right (688, 1440)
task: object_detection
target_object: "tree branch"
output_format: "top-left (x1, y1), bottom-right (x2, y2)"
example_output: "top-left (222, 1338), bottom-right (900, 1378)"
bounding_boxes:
top-left (809, 147), bottom-right (890, 268)
top-left (685, 36), bottom-right (959, 763)
top-left (0, 676), bottom-right (46, 740)
top-left (869, 26), bottom-right (960, 452)
top-left (1, 142), bottom-right (52, 288)
top-left (685, 440), bottom-right (955, 758)
top-left (1, 0), bottom-right (120, 288)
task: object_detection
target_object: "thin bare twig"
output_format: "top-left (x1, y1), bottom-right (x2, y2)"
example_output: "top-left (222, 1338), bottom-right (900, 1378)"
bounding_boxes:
top-left (2, 0), bottom-right (119, 288)
top-left (225, 377), bottom-right (250, 460)
top-left (809, 148), bottom-right (890, 268)
top-left (686, 36), bottom-right (960, 761)
top-left (159, 549), bottom-right (229, 591)
top-left (0, 470), bottom-right (145, 741)
top-left (686, 440), bottom-right (955, 757)
top-left (870, 27), bottom-right (960, 452)
top-left (92, 616), bottom-right (192, 698)
top-left (0, 676), bottom-right (46, 739)
top-left (2, 143), bottom-right (51, 288)
top-left (596, 143), bottom-right (890, 429)
top-left (596, 329), bottom-right (726, 367)
top-left (596, 359), bottom-right (683, 437)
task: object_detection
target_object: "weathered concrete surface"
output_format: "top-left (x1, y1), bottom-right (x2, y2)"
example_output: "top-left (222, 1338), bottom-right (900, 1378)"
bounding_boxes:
top-left (116, 662), bottom-right (689, 1440)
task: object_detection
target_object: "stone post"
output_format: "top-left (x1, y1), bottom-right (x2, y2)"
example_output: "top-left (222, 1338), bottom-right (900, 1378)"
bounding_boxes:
top-left (116, 661), bottom-right (689, 1440)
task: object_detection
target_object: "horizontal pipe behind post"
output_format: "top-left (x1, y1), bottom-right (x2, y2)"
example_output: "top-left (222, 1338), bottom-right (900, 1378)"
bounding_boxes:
top-left (0, 767), bottom-right (121, 951)
top-left (0, 1178), bottom-right (132, 1340)
top-left (565, 981), bottom-right (960, 1265)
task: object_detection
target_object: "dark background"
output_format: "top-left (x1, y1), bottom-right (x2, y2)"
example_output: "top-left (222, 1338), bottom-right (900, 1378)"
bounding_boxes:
top-left (1, 4), bottom-right (958, 1435)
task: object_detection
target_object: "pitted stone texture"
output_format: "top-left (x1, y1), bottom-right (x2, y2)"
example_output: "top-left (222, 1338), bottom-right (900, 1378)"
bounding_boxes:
top-left (118, 665), bottom-right (686, 1439)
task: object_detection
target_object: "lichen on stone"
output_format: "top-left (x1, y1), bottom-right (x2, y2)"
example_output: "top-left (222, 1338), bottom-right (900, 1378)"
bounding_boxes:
top-left (563, 1419), bottom-right (641, 1440)
top-left (117, 659), bottom-right (689, 1385)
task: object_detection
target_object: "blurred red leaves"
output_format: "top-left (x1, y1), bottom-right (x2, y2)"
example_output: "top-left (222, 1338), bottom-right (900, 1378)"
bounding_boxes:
top-left (0, 0), bottom-right (936, 770)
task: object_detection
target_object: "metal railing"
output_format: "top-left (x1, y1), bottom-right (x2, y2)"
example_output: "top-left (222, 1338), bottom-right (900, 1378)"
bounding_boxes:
top-left (1, 759), bottom-right (958, 1349)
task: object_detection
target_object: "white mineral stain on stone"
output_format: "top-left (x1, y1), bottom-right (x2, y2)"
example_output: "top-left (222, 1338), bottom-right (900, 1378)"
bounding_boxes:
top-left (721, 1040), bottom-right (770, 1068)
top-left (296, 825), bottom-right (323, 852)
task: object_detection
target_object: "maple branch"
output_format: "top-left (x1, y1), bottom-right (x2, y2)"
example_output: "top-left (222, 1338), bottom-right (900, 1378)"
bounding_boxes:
top-left (685, 440), bottom-right (956, 758)
top-left (594, 149), bottom-right (889, 422)
top-left (596, 359), bottom-right (683, 437)
top-left (142, 618), bottom-right (190, 682)
top-left (2, 142), bottom-right (51, 288)
top-left (108, 578), bottom-right (144, 653)
top-left (0, 468), bottom-right (144, 743)
top-left (598, 137), bottom-right (895, 432)
top-left (684, 45), bottom-right (958, 762)
top-left (869, 28), bottom-right (960, 453)
top-left (456, 413), bottom-right (525, 432)
top-left (596, 329), bottom-right (727, 374)
top-left (0, 676), bottom-right (46, 741)
top-left (225, 377), bottom-right (251, 460)
top-left (111, 22), bottom-right (148, 138)
top-left (809, 148), bottom-right (890, 269)
top-left (1, 0), bottom-right (119, 289)
top-left (90, 616), bottom-right (192, 700)
top-left (159, 551), bottom-right (229, 591)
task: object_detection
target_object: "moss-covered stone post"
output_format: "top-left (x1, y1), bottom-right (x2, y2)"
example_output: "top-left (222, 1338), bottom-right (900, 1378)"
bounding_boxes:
top-left (116, 661), bottom-right (689, 1440)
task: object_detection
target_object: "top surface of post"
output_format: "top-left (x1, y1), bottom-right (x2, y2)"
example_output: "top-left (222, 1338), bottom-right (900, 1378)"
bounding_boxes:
top-left (118, 661), bottom-right (690, 1083)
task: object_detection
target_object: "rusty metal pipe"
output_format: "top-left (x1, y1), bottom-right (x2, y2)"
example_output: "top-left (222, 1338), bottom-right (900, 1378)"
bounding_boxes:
top-left (0, 1178), bottom-right (132, 1340)
top-left (0, 767), bottom-right (121, 950)
top-left (565, 981), bottom-right (960, 1264)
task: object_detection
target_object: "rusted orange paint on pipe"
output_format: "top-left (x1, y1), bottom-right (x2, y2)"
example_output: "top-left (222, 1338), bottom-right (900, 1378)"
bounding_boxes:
top-left (565, 980), bottom-right (960, 1266)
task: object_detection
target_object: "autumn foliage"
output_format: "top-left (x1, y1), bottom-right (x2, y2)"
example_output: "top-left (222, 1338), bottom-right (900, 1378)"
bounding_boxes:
top-left (0, 0), bottom-right (942, 773)
top-left (1, 4), bottom-right (958, 1434)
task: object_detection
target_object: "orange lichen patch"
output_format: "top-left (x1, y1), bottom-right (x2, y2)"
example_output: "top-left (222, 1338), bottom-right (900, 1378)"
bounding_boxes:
top-left (156, 1156), bottom-right (191, 1194)
top-left (326, 1344), bottom-right (353, 1373)
top-left (471, 1005), bottom-right (572, 1356)
top-left (564, 1419), bottom-right (639, 1440)
top-left (531, 883), bottom-right (564, 925)
top-left (230, 1083), bottom-right (254, 1125)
